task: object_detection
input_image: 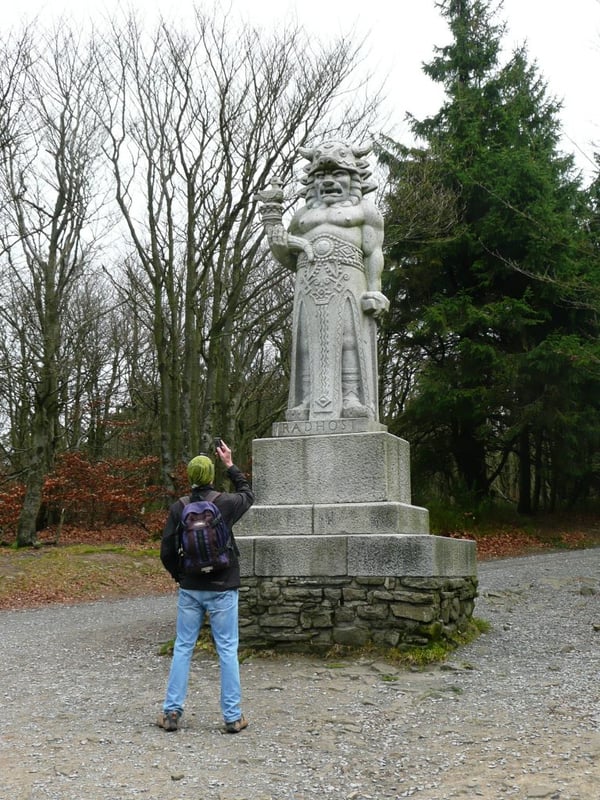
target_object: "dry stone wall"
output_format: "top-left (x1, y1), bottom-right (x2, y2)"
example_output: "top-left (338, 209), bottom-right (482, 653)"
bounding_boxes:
top-left (238, 574), bottom-right (478, 651)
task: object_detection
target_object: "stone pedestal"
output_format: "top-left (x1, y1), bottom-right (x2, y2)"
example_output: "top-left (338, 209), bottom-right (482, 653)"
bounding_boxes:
top-left (249, 142), bottom-right (477, 651)
top-left (234, 430), bottom-right (477, 650)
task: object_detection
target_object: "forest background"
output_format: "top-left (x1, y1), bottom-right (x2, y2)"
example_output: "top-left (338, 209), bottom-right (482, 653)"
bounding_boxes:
top-left (0, 0), bottom-right (598, 556)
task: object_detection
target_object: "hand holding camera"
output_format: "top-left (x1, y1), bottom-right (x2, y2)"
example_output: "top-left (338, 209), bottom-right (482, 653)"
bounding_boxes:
top-left (214, 437), bottom-right (233, 468)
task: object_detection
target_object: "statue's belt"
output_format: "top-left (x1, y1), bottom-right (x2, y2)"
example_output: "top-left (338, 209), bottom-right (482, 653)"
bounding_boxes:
top-left (297, 235), bottom-right (364, 271)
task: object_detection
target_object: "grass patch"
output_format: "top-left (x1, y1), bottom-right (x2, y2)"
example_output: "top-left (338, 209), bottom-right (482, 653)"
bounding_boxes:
top-left (383, 617), bottom-right (488, 668)
top-left (0, 543), bottom-right (173, 610)
top-left (230, 617), bottom-right (490, 669)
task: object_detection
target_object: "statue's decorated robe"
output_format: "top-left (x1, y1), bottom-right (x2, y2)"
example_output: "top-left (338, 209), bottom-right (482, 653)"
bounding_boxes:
top-left (287, 231), bottom-right (378, 422)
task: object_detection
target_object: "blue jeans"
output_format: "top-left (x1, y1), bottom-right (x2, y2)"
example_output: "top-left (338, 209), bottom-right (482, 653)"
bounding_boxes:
top-left (163, 588), bottom-right (242, 723)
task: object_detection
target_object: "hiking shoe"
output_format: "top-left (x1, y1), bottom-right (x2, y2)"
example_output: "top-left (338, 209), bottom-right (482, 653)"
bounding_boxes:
top-left (158, 710), bottom-right (181, 731)
top-left (224, 715), bottom-right (248, 734)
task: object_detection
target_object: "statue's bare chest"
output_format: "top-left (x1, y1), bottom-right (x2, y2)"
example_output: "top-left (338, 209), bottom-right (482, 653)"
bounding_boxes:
top-left (295, 206), bottom-right (363, 245)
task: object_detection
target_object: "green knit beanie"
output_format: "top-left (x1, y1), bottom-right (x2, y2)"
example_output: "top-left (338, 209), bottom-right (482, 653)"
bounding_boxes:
top-left (187, 455), bottom-right (215, 487)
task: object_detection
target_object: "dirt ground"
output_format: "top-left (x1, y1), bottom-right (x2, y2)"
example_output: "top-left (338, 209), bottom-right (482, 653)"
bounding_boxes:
top-left (1, 548), bottom-right (599, 800)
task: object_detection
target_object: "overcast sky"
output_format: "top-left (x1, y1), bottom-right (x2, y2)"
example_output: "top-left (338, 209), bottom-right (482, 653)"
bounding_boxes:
top-left (5, 0), bottom-right (600, 180)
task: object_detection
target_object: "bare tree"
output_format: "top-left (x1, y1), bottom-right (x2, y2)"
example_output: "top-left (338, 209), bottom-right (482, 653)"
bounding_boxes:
top-left (0, 26), bottom-right (109, 545)
top-left (95, 10), bottom-right (381, 490)
top-left (58, 275), bottom-right (134, 458)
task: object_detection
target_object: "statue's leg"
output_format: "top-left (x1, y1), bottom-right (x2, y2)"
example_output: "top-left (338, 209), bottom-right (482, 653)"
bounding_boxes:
top-left (286, 305), bottom-right (310, 421)
top-left (341, 302), bottom-right (368, 418)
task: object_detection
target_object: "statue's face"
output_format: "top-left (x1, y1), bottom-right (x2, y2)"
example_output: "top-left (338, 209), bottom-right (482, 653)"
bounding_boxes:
top-left (313, 168), bottom-right (352, 204)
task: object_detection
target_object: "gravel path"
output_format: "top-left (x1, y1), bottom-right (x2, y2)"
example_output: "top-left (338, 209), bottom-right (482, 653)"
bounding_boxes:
top-left (1, 548), bottom-right (599, 800)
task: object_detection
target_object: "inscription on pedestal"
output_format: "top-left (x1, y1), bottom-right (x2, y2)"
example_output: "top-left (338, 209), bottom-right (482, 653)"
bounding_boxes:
top-left (272, 418), bottom-right (387, 437)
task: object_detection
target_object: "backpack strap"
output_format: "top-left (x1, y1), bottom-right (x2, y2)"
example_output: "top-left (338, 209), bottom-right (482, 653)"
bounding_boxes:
top-left (175, 497), bottom-right (189, 558)
top-left (178, 490), bottom-right (221, 508)
top-left (197, 489), bottom-right (222, 504)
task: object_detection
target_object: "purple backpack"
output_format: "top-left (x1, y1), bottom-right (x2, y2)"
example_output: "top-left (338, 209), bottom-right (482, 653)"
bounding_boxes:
top-left (177, 497), bottom-right (233, 575)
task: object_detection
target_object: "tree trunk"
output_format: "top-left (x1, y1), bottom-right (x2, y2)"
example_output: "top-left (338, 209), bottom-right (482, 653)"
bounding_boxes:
top-left (532, 430), bottom-right (544, 513)
top-left (452, 423), bottom-right (489, 498)
top-left (517, 428), bottom-right (532, 514)
top-left (16, 407), bottom-right (53, 547)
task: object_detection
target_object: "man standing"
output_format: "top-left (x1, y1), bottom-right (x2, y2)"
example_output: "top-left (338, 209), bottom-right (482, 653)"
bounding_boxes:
top-left (158, 441), bottom-right (254, 732)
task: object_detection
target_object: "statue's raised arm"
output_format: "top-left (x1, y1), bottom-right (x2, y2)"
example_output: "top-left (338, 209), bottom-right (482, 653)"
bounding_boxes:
top-left (257, 179), bottom-right (313, 270)
top-left (258, 140), bottom-right (389, 424)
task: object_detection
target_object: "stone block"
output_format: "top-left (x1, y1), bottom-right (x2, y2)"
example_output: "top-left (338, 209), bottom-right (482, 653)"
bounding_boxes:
top-left (235, 500), bottom-right (430, 537)
top-left (235, 504), bottom-right (313, 536)
top-left (391, 602), bottom-right (437, 623)
top-left (334, 606), bottom-right (355, 623)
top-left (300, 610), bottom-right (333, 628)
top-left (240, 533), bottom-right (476, 578)
top-left (253, 535), bottom-right (347, 577)
top-left (347, 534), bottom-right (476, 577)
top-left (236, 536), bottom-right (255, 578)
top-left (314, 501), bottom-right (429, 535)
top-left (333, 625), bottom-right (370, 646)
top-left (260, 613), bottom-right (298, 628)
top-left (356, 604), bottom-right (389, 621)
top-left (250, 432), bottom-right (412, 505)
top-left (284, 587), bottom-right (324, 602)
top-left (342, 587), bottom-right (367, 601)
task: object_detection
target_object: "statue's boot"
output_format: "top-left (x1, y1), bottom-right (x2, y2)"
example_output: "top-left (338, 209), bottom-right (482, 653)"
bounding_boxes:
top-left (341, 395), bottom-right (369, 418)
top-left (341, 347), bottom-right (369, 418)
top-left (286, 403), bottom-right (309, 421)
top-left (341, 373), bottom-right (369, 418)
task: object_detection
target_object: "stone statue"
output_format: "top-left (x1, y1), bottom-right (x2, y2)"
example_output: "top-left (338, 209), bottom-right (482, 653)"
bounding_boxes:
top-left (258, 140), bottom-right (389, 424)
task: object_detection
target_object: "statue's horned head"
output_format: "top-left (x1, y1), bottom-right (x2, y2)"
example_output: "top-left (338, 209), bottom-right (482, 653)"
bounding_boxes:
top-left (299, 140), bottom-right (371, 175)
top-left (298, 139), bottom-right (377, 197)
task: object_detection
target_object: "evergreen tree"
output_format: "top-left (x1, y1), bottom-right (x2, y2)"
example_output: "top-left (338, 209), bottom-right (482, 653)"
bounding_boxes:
top-left (378, 0), bottom-right (599, 510)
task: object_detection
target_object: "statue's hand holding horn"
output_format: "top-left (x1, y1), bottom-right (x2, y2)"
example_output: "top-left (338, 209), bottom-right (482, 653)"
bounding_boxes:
top-left (258, 177), bottom-right (314, 264)
top-left (268, 223), bottom-right (314, 264)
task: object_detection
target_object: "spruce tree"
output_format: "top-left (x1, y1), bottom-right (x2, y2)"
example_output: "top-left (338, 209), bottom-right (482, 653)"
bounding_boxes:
top-left (379, 0), bottom-right (599, 511)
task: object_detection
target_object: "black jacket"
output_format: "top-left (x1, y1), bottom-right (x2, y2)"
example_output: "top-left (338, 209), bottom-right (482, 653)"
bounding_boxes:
top-left (160, 464), bottom-right (254, 591)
